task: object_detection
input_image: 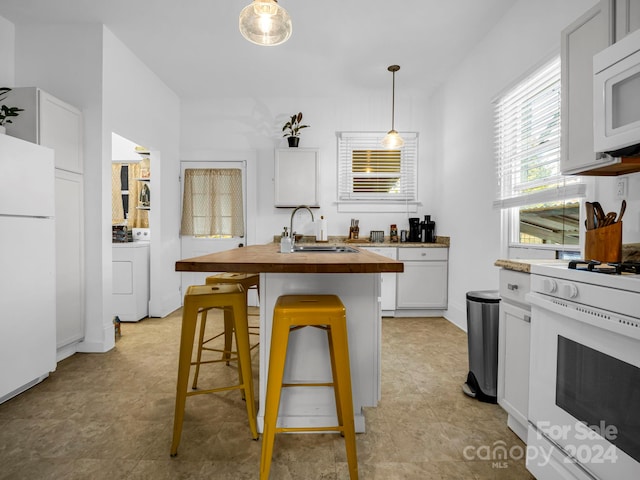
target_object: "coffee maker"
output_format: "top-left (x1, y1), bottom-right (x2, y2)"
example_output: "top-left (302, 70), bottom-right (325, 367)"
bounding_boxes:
top-left (408, 218), bottom-right (421, 242)
top-left (420, 215), bottom-right (436, 243)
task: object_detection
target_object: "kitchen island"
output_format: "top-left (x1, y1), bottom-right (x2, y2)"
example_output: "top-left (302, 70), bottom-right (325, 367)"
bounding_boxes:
top-left (176, 243), bottom-right (404, 432)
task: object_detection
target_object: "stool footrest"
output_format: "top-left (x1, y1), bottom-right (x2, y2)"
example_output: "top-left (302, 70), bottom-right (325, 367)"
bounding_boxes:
top-left (282, 382), bottom-right (334, 388)
top-left (276, 426), bottom-right (343, 434)
top-left (186, 383), bottom-right (245, 396)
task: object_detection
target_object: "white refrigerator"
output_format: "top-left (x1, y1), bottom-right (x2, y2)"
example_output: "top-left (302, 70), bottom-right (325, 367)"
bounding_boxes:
top-left (0, 134), bottom-right (56, 403)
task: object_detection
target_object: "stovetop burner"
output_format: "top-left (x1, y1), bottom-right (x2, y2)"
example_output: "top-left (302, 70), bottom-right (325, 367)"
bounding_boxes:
top-left (568, 259), bottom-right (640, 275)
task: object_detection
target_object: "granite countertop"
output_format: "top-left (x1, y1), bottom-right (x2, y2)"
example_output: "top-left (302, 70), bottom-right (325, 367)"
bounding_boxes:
top-left (496, 243), bottom-right (640, 273)
top-left (494, 258), bottom-right (568, 273)
top-left (176, 243), bottom-right (405, 274)
top-left (273, 235), bottom-right (450, 248)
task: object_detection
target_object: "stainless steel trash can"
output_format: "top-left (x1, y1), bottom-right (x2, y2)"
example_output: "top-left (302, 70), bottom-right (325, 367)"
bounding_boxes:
top-left (462, 290), bottom-right (500, 403)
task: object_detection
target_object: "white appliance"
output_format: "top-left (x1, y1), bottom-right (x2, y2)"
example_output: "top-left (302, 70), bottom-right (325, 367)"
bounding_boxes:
top-left (112, 228), bottom-right (150, 322)
top-left (594, 27), bottom-right (640, 156)
top-left (526, 261), bottom-right (640, 480)
top-left (0, 134), bottom-right (56, 403)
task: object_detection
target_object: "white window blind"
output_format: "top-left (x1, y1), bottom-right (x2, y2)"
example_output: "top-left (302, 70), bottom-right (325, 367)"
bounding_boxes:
top-left (337, 131), bottom-right (418, 203)
top-left (494, 56), bottom-right (585, 209)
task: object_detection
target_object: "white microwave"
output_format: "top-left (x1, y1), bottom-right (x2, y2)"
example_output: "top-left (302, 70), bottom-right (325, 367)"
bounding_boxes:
top-left (594, 27), bottom-right (640, 157)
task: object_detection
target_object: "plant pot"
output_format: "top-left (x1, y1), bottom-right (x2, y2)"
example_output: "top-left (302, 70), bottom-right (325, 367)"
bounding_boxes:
top-left (287, 136), bottom-right (299, 148)
top-left (0, 125), bottom-right (5, 135)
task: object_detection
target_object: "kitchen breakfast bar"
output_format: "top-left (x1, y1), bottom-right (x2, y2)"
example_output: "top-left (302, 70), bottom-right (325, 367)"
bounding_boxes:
top-left (175, 243), bottom-right (404, 433)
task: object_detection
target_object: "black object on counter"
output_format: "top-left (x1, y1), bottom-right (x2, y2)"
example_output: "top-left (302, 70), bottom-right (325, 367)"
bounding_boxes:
top-left (420, 215), bottom-right (436, 243)
top-left (408, 217), bottom-right (421, 242)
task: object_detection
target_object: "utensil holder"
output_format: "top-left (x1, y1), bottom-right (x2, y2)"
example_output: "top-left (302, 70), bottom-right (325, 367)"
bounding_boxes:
top-left (585, 222), bottom-right (622, 263)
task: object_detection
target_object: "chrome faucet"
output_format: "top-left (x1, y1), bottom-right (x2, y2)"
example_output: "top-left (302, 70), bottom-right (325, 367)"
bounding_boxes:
top-left (290, 205), bottom-right (315, 248)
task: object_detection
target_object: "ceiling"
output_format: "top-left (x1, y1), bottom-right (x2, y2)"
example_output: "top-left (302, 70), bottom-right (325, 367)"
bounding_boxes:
top-left (1, 0), bottom-right (518, 100)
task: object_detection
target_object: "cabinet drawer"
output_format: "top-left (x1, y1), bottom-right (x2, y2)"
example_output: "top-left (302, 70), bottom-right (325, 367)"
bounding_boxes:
top-left (398, 247), bottom-right (448, 261)
top-left (499, 269), bottom-right (530, 306)
top-left (361, 247), bottom-right (397, 260)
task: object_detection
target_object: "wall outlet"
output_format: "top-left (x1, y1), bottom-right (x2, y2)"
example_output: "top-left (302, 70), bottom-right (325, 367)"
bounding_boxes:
top-left (616, 177), bottom-right (628, 198)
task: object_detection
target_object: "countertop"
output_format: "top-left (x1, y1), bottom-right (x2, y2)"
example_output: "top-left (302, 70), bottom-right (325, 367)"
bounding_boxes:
top-left (495, 243), bottom-right (640, 273)
top-left (176, 243), bottom-right (404, 274)
top-left (272, 235), bottom-right (450, 248)
top-left (494, 258), bottom-right (568, 273)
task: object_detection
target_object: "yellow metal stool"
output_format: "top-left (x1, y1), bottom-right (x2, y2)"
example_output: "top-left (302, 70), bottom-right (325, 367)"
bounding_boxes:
top-left (260, 295), bottom-right (358, 480)
top-left (170, 283), bottom-right (258, 458)
top-left (191, 273), bottom-right (260, 390)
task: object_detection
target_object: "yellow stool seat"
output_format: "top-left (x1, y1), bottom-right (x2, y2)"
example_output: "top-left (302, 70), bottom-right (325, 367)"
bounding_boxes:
top-left (170, 283), bottom-right (258, 457)
top-left (260, 294), bottom-right (358, 480)
top-left (190, 273), bottom-right (260, 390)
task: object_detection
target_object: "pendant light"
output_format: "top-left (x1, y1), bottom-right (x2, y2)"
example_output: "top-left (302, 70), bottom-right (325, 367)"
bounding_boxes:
top-left (239, 0), bottom-right (292, 46)
top-left (382, 65), bottom-right (404, 149)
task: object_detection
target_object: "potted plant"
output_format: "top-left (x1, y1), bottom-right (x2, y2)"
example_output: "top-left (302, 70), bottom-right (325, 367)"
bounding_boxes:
top-left (0, 88), bottom-right (24, 133)
top-left (282, 112), bottom-right (309, 147)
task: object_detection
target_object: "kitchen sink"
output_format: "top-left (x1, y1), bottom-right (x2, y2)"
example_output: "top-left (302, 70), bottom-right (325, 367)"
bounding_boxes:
top-left (292, 245), bottom-right (359, 253)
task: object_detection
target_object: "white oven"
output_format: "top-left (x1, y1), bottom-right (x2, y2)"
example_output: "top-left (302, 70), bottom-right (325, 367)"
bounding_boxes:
top-left (526, 263), bottom-right (640, 480)
top-left (594, 27), bottom-right (640, 157)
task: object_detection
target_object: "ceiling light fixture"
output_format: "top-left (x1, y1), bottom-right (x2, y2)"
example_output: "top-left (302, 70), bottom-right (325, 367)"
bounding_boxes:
top-left (382, 65), bottom-right (404, 149)
top-left (239, 0), bottom-right (292, 47)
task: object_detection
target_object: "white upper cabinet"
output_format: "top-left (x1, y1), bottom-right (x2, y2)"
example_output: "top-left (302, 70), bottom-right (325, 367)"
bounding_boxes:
top-left (615, 0), bottom-right (640, 41)
top-left (560, 1), bottom-right (613, 175)
top-left (5, 87), bottom-right (83, 174)
top-left (274, 148), bottom-right (319, 208)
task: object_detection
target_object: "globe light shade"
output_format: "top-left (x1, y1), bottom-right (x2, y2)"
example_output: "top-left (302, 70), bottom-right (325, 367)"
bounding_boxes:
top-left (382, 130), bottom-right (404, 149)
top-left (239, 0), bottom-right (292, 46)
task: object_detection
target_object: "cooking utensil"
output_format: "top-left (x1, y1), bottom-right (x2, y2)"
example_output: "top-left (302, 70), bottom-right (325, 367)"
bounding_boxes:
top-left (585, 202), bottom-right (595, 230)
top-left (592, 202), bottom-right (606, 228)
top-left (618, 199), bottom-right (627, 223)
top-left (602, 212), bottom-right (617, 227)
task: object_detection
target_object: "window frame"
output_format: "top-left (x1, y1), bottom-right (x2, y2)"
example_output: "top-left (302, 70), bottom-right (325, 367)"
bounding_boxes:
top-left (493, 55), bottom-right (585, 252)
top-left (336, 131), bottom-right (419, 213)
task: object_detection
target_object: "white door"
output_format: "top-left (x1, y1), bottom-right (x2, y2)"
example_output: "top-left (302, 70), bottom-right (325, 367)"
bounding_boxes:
top-left (180, 161), bottom-right (247, 294)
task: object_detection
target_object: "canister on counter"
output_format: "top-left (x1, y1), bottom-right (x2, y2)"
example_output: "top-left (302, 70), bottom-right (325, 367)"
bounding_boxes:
top-left (390, 224), bottom-right (398, 243)
top-left (400, 230), bottom-right (407, 242)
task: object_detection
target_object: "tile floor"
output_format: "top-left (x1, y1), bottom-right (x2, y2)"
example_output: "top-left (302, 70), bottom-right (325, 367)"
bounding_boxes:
top-left (0, 310), bottom-right (534, 479)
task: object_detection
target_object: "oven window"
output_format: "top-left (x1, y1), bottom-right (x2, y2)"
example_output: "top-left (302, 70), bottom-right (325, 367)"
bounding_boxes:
top-left (556, 336), bottom-right (640, 462)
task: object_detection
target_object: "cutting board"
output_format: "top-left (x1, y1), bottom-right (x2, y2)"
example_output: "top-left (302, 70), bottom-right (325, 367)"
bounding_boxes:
top-left (585, 221), bottom-right (622, 263)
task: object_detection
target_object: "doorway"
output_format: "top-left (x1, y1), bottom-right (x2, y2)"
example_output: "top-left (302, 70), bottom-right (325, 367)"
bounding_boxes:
top-left (180, 160), bottom-right (249, 296)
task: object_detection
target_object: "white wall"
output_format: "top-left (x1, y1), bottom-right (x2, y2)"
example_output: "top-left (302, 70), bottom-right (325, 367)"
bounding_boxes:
top-left (427, 0), bottom-right (604, 330)
top-left (102, 26), bottom-right (182, 318)
top-left (180, 93), bottom-right (432, 244)
top-left (13, 22), bottom-right (182, 353)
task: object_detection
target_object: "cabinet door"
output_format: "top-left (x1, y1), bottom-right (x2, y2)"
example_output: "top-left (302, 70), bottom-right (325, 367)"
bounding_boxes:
top-left (274, 148), bottom-right (319, 207)
top-left (39, 90), bottom-right (83, 174)
top-left (497, 301), bottom-right (530, 437)
top-left (561, 2), bottom-right (614, 174)
top-left (615, 0), bottom-right (640, 40)
top-left (361, 247), bottom-right (397, 310)
top-left (55, 170), bottom-right (85, 348)
top-left (396, 261), bottom-right (448, 309)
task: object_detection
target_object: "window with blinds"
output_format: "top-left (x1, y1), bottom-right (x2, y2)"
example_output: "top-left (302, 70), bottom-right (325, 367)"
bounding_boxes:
top-left (337, 131), bottom-right (418, 203)
top-left (493, 56), bottom-right (584, 247)
top-left (494, 56), bottom-right (583, 209)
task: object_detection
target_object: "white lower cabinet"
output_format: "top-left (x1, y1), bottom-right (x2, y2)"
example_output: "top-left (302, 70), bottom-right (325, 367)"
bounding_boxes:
top-left (360, 247), bottom-right (397, 311)
top-left (497, 269), bottom-right (531, 443)
top-left (396, 248), bottom-right (448, 309)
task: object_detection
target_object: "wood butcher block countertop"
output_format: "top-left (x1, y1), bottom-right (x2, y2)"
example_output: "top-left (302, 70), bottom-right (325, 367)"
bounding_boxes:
top-left (176, 243), bottom-right (405, 274)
